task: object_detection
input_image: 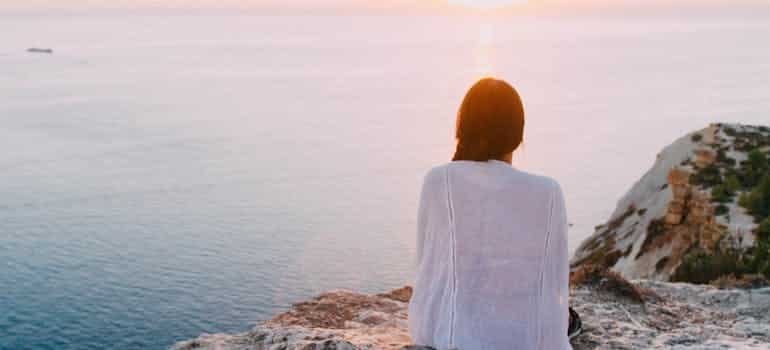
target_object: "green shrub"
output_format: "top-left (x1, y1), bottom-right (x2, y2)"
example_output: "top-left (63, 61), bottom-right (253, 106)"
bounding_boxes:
top-left (748, 149), bottom-right (767, 165)
top-left (672, 250), bottom-right (749, 284)
top-left (711, 185), bottom-right (732, 203)
top-left (725, 175), bottom-right (742, 193)
top-left (719, 156), bottom-right (737, 167)
top-left (715, 204), bottom-right (729, 216)
top-left (691, 134), bottom-right (703, 142)
top-left (690, 165), bottom-right (723, 188)
top-left (741, 174), bottom-right (770, 220)
top-left (739, 191), bottom-right (752, 208)
top-left (759, 217), bottom-right (770, 241)
top-left (750, 240), bottom-right (770, 275)
top-left (739, 150), bottom-right (769, 188)
top-left (716, 148), bottom-right (737, 167)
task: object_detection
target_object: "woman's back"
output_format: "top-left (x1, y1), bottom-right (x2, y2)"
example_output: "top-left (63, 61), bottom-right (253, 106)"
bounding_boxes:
top-left (408, 160), bottom-right (571, 350)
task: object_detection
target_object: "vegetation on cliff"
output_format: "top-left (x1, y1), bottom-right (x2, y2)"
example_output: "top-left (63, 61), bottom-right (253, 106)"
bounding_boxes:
top-left (675, 125), bottom-right (770, 284)
top-left (572, 123), bottom-right (770, 284)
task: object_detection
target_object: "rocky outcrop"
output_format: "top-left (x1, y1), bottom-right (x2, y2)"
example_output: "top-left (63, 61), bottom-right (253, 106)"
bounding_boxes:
top-left (571, 123), bottom-right (770, 281)
top-left (171, 280), bottom-right (770, 350)
top-left (171, 287), bottom-right (423, 350)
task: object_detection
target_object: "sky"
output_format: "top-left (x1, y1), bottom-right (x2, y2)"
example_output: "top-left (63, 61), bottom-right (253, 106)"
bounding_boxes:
top-left (2, 0), bottom-right (769, 14)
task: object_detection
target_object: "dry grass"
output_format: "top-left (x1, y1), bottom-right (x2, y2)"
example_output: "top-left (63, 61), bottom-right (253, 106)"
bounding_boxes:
top-left (570, 265), bottom-right (660, 304)
top-left (710, 274), bottom-right (770, 290)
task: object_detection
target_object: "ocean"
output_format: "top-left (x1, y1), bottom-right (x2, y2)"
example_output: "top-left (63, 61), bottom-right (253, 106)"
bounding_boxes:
top-left (2, 11), bottom-right (770, 350)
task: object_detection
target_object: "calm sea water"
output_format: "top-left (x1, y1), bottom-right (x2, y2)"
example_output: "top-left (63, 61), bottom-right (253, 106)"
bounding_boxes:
top-left (2, 11), bottom-right (770, 350)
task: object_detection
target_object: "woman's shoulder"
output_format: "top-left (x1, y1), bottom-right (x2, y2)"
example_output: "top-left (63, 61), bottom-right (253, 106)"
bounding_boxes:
top-left (421, 163), bottom-right (451, 187)
top-left (422, 161), bottom-right (562, 193)
top-left (512, 168), bottom-right (562, 192)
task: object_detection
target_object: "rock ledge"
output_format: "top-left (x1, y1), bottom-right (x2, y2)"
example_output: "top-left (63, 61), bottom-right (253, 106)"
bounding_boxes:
top-left (172, 281), bottom-right (770, 350)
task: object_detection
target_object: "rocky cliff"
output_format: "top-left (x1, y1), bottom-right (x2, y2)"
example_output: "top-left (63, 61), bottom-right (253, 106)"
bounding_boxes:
top-left (171, 271), bottom-right (770, 350)
top-left (571, 123), bottom-right (770, 282)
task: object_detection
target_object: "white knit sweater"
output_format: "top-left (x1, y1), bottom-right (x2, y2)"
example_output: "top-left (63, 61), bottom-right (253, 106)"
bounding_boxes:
top-left (408, 160), bottom-right (572, 350)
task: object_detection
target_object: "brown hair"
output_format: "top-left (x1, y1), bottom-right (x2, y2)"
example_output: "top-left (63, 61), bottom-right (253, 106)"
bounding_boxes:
top-left (452, 78), bottom-right (525, 162)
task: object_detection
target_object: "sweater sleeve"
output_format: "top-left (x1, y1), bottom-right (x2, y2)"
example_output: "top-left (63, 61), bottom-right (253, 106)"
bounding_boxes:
top-left (415, 176), bottom-right (429, 268)
top-left (539, 181), bottom-right (572, 350)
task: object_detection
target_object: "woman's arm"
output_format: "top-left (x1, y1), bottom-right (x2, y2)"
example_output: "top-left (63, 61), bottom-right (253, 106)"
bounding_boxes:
top-left (415, 176), bottom-right (430, 268)
top-left (415, 168), bottom-right (440, 269)
top-left (539, 181), bottom-right (572, 350)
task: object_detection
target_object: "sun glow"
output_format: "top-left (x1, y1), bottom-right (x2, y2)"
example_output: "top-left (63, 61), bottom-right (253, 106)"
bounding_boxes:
top-left (448, 0), bottom-right (527, 10)
top-left (474, 23), bottom-right (495, 75)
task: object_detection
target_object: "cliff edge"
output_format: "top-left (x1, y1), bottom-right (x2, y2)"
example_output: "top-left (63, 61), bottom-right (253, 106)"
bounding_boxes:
top-left (171, 273), bottom-right (770, 350)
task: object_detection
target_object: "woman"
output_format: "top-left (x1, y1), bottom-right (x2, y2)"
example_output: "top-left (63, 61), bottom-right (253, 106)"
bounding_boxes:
top-left (408, 78), bottom-right (574, 350)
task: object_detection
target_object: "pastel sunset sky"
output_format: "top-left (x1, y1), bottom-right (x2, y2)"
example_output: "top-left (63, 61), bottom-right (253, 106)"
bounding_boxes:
top-left (3, 0), bottom-right (769, 12)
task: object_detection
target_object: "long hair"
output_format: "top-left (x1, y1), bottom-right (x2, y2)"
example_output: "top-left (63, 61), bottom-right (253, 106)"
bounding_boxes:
top-left (452, 78), bottom-right (525, 162)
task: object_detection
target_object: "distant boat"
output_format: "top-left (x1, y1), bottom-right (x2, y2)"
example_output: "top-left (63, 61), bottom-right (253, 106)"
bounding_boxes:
top-left (27, 48), bottom-right (53, 54)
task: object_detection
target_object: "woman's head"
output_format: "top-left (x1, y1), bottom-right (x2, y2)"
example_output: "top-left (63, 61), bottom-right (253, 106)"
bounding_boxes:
top-left (452, 78), bottom-right (525, 162)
